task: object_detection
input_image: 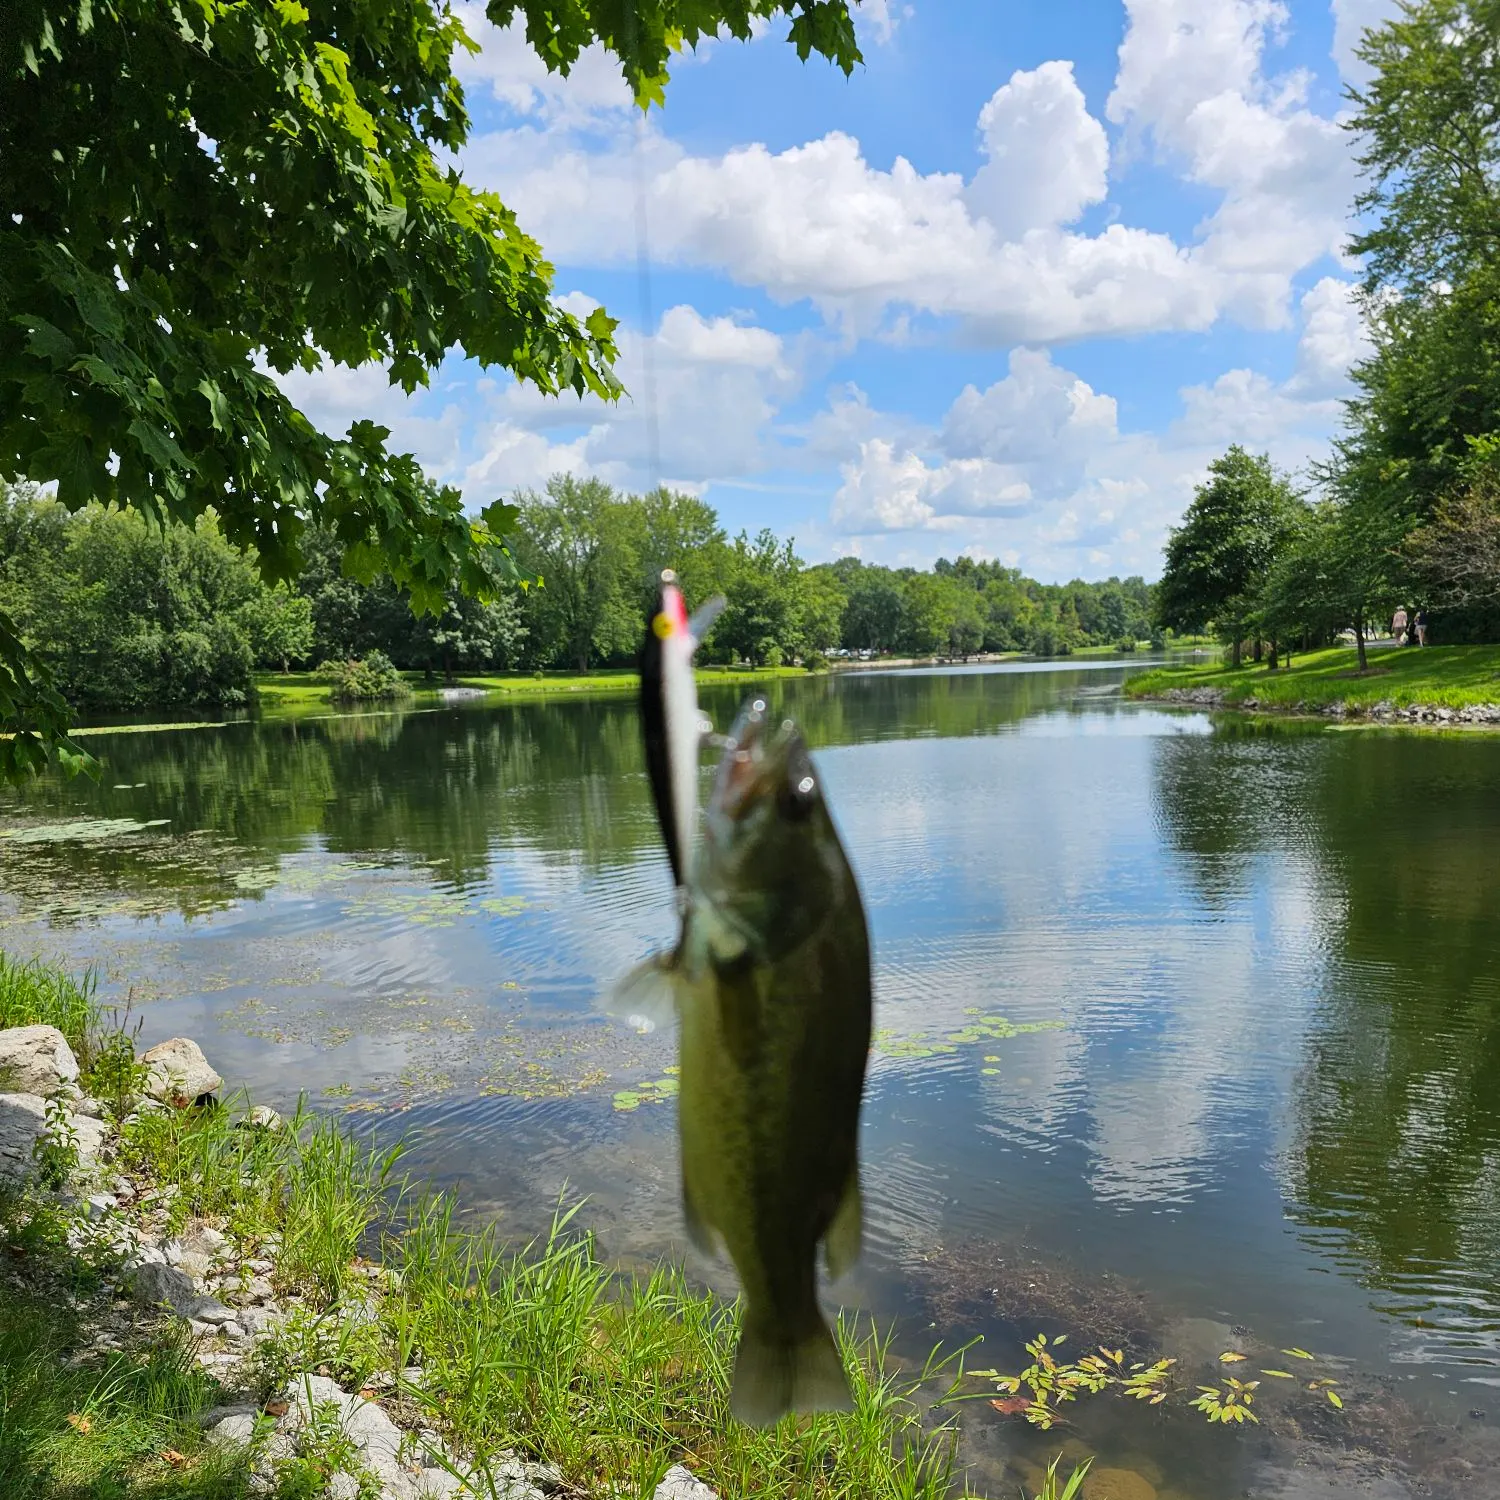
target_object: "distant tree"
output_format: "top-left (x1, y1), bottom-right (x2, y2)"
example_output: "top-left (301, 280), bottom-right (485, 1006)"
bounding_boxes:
top-left (239, 585), bottom-right (315, 674)
top-left (513, 476), bottom-right (636, 672)
top-left (406, 590), bottom-right (528, 679)
top-left (1406, 436), bottom-right (1500, 608)
top-left (1156, 447), bottom-right (1301, 665)
top-left (836, 561), bottom-right (906, 652)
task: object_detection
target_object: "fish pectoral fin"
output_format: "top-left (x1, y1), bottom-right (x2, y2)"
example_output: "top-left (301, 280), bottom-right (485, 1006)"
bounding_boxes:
top-left (680, 1168), bottom-right (721, 1260)
top-left (687, 594), bottom-right (727, 646)
top-left (731, 1312), bottom-right (853, 1427)
top-left (604, 952), bottom-right (682, 1034)
top-left (823, 1168), bottom-right (863, 1282)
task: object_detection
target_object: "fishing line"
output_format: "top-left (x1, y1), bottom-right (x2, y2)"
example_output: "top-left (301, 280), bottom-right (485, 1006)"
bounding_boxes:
top-left (626, 16), bottom-right (662, 493)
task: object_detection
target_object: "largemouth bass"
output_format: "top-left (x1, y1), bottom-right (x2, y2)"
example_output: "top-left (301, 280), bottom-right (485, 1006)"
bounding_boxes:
top-left (616, 696), bottom-right (872, 1425)
top-left (638, 569), bottom-right (724, 896)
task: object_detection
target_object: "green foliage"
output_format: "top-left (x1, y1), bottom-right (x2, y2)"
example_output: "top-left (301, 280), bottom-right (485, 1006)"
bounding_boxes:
top-left (1155, 447), bottom-right (1301, 659)
top-left (491, 0), bottom-right (862, 108)
top-left (30, 1093), bottom-right (80, 1190)
top-left (0, 0), bottom-right (860, 774)
top-left (1032, 1456), bottom-right (1092, 1500)
top-left (0, 494), bottom-right (263, 710)
top-left (280, 1123), bottom-right (404, 1307)
top-left (0, 950), bottom-right (98, 1059)
top-left (319, 651), bottom-right (410, 704)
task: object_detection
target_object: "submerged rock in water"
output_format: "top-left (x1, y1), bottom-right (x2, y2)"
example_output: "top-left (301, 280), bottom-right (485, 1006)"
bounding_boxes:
top-left (141, 1037), bottom-right (222, 1105)
top-left (0, 1025), bottom-right (80, 1094)
top-left (1080, 1468), bottom-right (1157, 1500)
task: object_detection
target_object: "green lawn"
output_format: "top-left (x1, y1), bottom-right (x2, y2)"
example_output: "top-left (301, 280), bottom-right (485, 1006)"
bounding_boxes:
top-left (1126, 643), bottom-right (1500, 711)
top-left (253, 664), bottom-right (810, 717)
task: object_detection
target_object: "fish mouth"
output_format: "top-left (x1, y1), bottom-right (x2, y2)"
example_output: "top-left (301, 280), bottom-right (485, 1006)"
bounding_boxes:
top-left (713, 698), bottom-right (789, 820)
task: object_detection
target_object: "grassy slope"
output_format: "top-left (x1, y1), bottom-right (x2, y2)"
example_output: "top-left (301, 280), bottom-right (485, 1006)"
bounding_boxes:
top-left (1126, 643), bottom-right (1500, 711)
top-left (253, 665), bottom-right (809, 717)
top-left (0, 954), bottom-right (987, 1500)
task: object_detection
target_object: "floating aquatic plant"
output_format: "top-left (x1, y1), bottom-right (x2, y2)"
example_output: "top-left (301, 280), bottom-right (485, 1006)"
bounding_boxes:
top-left (875, 1011), bottom-right (1064, 1062)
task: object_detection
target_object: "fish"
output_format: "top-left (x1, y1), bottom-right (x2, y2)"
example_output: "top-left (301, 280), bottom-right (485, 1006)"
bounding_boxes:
top-left (614, 695), bottom-right (873, 1425)
top-left (638, 569), bottom-right (724, 896)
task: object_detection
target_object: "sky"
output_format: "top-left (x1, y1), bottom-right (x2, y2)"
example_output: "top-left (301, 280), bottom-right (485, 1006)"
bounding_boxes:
top-left (281, 0), bottom-right (1402, 584)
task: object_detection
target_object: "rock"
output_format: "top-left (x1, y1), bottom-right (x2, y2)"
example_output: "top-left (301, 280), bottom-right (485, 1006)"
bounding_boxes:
top-left (110, 1175), bottom-right (134, 1200)
top-left (0, 1025), bottom-right (79, 1094)
top-left (238, 1305), bottom-right (284, 1336)
top-left (177, 1249), bottom-right (214, 1281)
top-left (129, 1261), bottom-right (235, 1323)
top-left (140, 1038), bottom-right (222, 1105)
top-left (205, 1411), bottom-right (259, 1450)
top-left (131, 1261), bottom-right (200, 1313)
top-left (0, 1092), bottom-right (106, 1182)
top-left (241, 1104), bottom-right (285, 1131)
top-left (656, 1464), bottom-right (719, 1499)
top-left (1080, 1468), bottom-right (1157, 1500)
top-left (184, 1224), bottom-right (227, 1255)
top-left (86, 1193), bottom-right (117, 1220)
top-left (223, 1320), bottom-right (246, 1340)
top-left (266, 1374), bottom-right (510, 1500)
top-left (241, 1276), bottom-right (275, 1303)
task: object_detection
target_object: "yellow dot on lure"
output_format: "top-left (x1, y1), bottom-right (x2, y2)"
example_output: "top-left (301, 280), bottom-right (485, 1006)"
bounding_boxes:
top-left (652, 612), bottom-right (675, 639)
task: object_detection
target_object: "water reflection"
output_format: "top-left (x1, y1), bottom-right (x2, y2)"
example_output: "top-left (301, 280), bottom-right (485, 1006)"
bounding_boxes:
top-left (2, 662), bottom-right (1500, 1485)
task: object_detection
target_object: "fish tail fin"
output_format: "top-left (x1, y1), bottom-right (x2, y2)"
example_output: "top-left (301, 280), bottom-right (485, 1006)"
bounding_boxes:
top-left (730, 1311), bottom-right (852, 1427)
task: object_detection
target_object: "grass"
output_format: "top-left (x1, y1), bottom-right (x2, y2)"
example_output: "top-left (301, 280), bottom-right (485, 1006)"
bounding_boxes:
top-left (0, 952), bottom-right (98, 1059)
top-left (0, 951), bottom-right (1089, 1500)
top-left (252, 664), bottom-right (811, 717)
top-left (1126, 642), bottom-right (1500, 713)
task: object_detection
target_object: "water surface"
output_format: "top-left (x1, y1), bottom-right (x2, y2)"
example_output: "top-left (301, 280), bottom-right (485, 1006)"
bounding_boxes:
top-left (5, 662), bottom-right (1499, 1497)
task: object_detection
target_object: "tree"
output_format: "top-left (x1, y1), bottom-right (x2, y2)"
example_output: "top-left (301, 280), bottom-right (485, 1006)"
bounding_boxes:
top-left (240, 586), bottom-right (316, 674)
top-left (1, 0), bottom-right (860, 770)
top-left (514, 476), bottom-right (637, 671)
top-left (835, 561), bottom-right (906, 652)
top-left (1406, 437), bottom-right (1500, 608)
top-left (1155, 447), bottom-right (1300, 665)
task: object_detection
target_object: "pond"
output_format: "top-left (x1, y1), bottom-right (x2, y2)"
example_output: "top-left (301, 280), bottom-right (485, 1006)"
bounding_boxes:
top-left (3, 660), bottom-right (1499, 1498)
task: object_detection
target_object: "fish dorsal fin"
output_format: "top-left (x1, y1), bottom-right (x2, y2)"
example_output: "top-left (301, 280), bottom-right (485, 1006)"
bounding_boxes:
top-left (823, 1168), bottom-right (862, 1281)
top-left (687, 594), bottom-right (726, 644)
top-left (604, 951), bottom-right (682, 1034)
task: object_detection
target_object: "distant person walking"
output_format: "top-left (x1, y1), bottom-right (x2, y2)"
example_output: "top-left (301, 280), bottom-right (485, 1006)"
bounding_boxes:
top-left (1414, 608), bottom-right (1428, 647)
top-left (1391, 605), bottom-right (1409, 644)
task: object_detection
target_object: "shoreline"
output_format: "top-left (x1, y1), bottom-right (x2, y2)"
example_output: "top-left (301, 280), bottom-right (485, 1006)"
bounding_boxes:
top-left (0, 955), bottom-right (972, 1500)
top-left (1136, 685), bottom-right (1500, 726)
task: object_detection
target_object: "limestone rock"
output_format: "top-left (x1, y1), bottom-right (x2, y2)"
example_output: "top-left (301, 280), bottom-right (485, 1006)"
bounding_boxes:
top-left (205, 1411), bottom-right (260, 1450)
top-left (0, 1025), bottom-right (79, 1095)
top-left (262, 1374), bottom-right (522, 1500)
top-left (656, 1463), bottom-right (719, 1499)
top-left (141, 1038), bottom-right (222, 1105)
top-left (0, 1092), bottom-right (106, 1182)
top-left (242, 1104), bottom-right (285, 1131)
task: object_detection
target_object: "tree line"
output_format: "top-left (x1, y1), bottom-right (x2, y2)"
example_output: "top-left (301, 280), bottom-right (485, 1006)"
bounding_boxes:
top-left (1158, 1), bottom-right (1500, 664)
top-left (0, 476), bottom-right (1157, 712)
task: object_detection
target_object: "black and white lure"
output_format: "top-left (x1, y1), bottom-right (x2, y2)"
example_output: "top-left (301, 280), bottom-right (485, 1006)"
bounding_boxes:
top-left (639, 569), bottom-right (724, 899)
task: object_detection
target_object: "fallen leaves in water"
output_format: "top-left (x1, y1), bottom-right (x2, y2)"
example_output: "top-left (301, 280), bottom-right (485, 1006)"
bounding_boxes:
top-left (989, 1396), bottom-right (1031, 1415)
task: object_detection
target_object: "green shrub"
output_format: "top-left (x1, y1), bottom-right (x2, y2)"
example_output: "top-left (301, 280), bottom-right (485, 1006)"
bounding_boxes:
top-left (318, 651), bottom-right (410, 703)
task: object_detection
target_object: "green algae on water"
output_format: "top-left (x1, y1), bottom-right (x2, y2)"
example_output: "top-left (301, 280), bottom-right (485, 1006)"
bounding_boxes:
top-left (874, 1010), bottom-right (1064, 1062)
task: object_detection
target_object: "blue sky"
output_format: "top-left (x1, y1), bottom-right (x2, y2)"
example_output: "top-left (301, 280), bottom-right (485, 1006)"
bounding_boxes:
top-left (283, 0), bottom-right (1397, 582)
